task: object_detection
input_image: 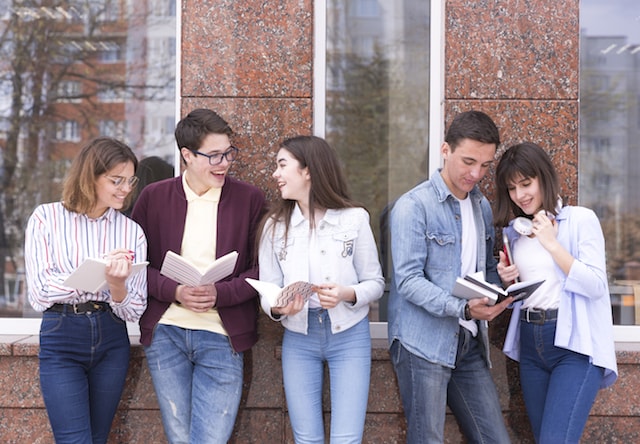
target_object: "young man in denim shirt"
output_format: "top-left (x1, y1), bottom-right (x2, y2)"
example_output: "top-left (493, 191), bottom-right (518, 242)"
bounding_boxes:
top-left (388, 110), bottom-right (513, 443)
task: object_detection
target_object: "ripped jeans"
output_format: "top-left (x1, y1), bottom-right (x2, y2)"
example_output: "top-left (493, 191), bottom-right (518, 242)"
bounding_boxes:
top-left (144, 324), bottom-right (244, 444)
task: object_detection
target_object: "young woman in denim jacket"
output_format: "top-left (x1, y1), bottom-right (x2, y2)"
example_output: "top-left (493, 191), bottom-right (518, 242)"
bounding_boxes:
top-left (257, 135), bottom-right (385, 443)
top-left (494, 142), bottom-right (618, 443)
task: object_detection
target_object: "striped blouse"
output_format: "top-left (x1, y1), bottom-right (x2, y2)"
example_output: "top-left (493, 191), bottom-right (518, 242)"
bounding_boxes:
top-left (25, 202), bottom-right (148, 322)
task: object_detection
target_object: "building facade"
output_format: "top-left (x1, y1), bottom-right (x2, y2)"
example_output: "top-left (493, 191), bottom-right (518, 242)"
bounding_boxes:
top-left (2, 0), bottom-right (640, 442)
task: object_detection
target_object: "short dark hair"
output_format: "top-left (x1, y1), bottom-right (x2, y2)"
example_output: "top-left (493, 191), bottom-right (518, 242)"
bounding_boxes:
top-left (444, 110), bottom-right (500, 151)
top-left (494, 142), bottom-right (561, 226)
top-left (62, 137), bottom-right (138, 214)
top-left (175, 109), bottom-right (233, 163)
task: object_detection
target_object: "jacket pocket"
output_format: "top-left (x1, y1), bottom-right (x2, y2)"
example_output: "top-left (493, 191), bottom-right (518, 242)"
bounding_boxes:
top-left (426, 231), bottom-right (456, 270)
top-left (333, 230), bottom-right (358, 258)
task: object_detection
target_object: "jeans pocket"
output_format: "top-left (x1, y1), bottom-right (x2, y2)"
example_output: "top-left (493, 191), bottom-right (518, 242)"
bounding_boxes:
top-left (108, 309), bottom-right (126, 324)
top-left (40, 312), bottom-right (64, 335)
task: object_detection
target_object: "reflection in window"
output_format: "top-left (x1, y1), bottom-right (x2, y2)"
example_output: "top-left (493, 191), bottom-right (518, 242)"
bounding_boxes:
top-left (580, 0), bottom-right (640, 326)
top-left (325, 0), bottom-right (430, 321)
top-left (99, 120), bottom-right (126, 139)
top-left (0, 0), bottom-right (176, 320)
top-left (98, 42), bottom-right (123, 62)
top-left (56, 81), bottom-right (82, 102)
top-left (56, 120), bottom-right (80, 142)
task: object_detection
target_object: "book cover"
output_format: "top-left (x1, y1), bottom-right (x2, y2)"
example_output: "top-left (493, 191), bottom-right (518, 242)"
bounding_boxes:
top-left (63, 258), bottom-right (148, 293)
top-left (245, 278), bottom-right (315, 307)
top-left (453, 271), bottom-right (544, 305)
top-left (160, 250), bottom-right (238, 286)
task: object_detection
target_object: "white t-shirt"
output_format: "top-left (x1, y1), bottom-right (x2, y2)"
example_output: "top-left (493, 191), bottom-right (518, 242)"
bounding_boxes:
top-left (458, 195), bottom-right (478, 336)
top-left (514, 234), bottom-right (561, 310)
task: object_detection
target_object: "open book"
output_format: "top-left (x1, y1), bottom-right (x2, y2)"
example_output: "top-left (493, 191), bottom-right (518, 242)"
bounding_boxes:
top-left (160, 250), bottom-right (238, 286)
top-left (63, 258), bottom-right (148, 293)
top-left (453, 271), bottom-right (544, 305)
top-left (245, 278), bottom-right (315, 308)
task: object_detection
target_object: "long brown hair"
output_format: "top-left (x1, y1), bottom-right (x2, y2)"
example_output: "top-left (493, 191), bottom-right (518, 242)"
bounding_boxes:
top-left (257, 135), bottom-right (361, 245)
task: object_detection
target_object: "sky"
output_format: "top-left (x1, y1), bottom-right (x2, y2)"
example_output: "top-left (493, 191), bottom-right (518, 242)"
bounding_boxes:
top-left (581, 0), bottom-right (640, 44)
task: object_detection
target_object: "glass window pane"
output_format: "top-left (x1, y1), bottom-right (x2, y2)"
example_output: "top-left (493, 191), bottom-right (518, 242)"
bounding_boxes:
top-left (325, 0), bottom-right (431, 321)
top-left (580, 0), bottom-right (640, 328)
top-left (0, 1), bottom-right (176, 320)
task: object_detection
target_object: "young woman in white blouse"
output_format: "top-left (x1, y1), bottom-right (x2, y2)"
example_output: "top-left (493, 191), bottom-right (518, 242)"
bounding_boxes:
top-left (257, 135), bottom-right (385, 443)
top-left (494, 142), bottom-right (617, 443)
top-left (25, 137), bottom-right (147, 444)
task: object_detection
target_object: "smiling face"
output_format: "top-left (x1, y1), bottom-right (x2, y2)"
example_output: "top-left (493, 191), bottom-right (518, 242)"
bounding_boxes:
top-left (272, 148), bottom-right (311, 205)
top-left (507, 174), bottom-right (544, 216)
top-left (181, 132), bottom-right (233, 194)
top-left (440, 138), bottom-right (496, 199)
top-left (91, 161), bottom-right (136, 218)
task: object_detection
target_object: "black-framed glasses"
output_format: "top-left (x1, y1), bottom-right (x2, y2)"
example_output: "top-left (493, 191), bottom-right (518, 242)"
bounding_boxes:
top-left (105, 175), bottom-right (140, 189)
top-left (191, 146), bottom-right (239, 165)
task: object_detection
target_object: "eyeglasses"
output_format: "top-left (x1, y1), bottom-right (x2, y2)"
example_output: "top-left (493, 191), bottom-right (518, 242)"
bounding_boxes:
top-left (105, 175), bottom-right (140, 189)
top-left (191, 146), bottom-right (239, 165)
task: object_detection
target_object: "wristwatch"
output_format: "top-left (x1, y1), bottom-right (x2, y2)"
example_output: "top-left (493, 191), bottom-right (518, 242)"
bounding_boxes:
top-left (464, 303), bottom-right (473, 321)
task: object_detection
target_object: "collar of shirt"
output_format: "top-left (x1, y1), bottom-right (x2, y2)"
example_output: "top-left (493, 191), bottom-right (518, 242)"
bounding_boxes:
top-left (73, 206), bottom-right (116, 222)
top-left (181, 172), bottom-right (221, 203)
top-left (290, 204), bottom-right (343, 228)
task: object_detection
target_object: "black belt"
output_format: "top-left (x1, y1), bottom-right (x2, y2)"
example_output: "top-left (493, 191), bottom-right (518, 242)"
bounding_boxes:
top-left (520, 308), bottom-right (558, 325)
top-left (46, 301), bottom-right (111, 314)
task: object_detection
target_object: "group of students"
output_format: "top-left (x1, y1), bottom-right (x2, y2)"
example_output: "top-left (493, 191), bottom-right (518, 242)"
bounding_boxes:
top-left (24, 108), bottom-right (617, 444)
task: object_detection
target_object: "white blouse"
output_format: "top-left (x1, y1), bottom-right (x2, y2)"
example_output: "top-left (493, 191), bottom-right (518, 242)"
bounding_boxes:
top-left (25, 202), bottom-right (148, 322)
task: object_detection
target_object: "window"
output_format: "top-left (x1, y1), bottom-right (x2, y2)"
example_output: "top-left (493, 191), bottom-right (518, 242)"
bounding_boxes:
top-left (99, 119), bottom-right (126, 139)
top-left (90, 0), bottom-right (121, 23)
top-left (55, 120), bottom-right (80, 142)
top-left (98, 42), bottom-right (123, 63)
top-left (56, 81), bottom-right (82, 102)
top-left (0, 0), bottom-right (177, 332)
top-left (580, 0), bottom-right (640, 340)
top-left (97, 86), bottom-right (122, 103)
top-left (318, 0), bottom-right (438, 332)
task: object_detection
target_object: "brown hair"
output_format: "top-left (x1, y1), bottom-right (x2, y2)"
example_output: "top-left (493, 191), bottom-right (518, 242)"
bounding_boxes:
top-left (62, 137), bottom-right (138, 214)
top-left (257, 135), bottom-right (361, 245)
top-left (494, 142), bottom-right (561, 226)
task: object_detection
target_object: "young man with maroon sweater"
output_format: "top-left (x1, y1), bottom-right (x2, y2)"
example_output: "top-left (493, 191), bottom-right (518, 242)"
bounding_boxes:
top-left (131, 108), bottom-right (266, 443)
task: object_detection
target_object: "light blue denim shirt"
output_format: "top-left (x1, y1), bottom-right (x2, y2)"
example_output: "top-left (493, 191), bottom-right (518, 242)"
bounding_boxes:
top-left (258, 205), bottom-right (385, 334)
top-left (502, 206), bottom-right (618, 388)
top-left (387, 170), bottom-right (499, 368)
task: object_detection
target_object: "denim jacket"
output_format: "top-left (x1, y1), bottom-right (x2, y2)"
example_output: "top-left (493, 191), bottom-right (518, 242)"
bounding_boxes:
top-left (258, 205), bottom-right (385, 334)
top-left (502, 206), bottom-right (618, 388)
top-left (387, 170), bottom-right (499, 368)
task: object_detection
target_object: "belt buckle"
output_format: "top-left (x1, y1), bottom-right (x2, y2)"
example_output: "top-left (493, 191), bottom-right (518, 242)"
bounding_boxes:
top-left (526, 308), bottom-right (542, 324)
top-left (73, 303), bottom-right (81, 314)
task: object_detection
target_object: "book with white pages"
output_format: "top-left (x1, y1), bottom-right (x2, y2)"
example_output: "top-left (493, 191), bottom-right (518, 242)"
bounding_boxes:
top-left (245, 278), bottom-right (315, 308)
top-left (160, 250), bottom-right (238, 287)
top-left (63, 258), bottom-right (149, 293)
top-left (453, 271), bottom-right (544, 305)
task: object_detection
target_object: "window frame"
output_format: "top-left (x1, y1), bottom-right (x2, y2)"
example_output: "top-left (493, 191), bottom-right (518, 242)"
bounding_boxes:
top-left (314, 0), bottom-right (444, 339)
top-left (0, 1), bottom-right (182, 336)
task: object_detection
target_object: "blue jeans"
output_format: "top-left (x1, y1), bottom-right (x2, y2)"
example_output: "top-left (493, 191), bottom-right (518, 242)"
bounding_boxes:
top-left (144, 324), bottom-right (244, 444)
top-left (282, 309), bottom-right (371, 444)
top-left (39, 308), bottom-right (130, 444)
top-left (391, 327), bottom-right (510, 444)
top-left (519, 320), bottom-right (603, 444)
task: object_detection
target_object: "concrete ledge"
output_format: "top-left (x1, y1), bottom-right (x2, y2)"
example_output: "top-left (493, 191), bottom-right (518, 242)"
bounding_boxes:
top-left (1, 318), bottom-right (639, 443)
